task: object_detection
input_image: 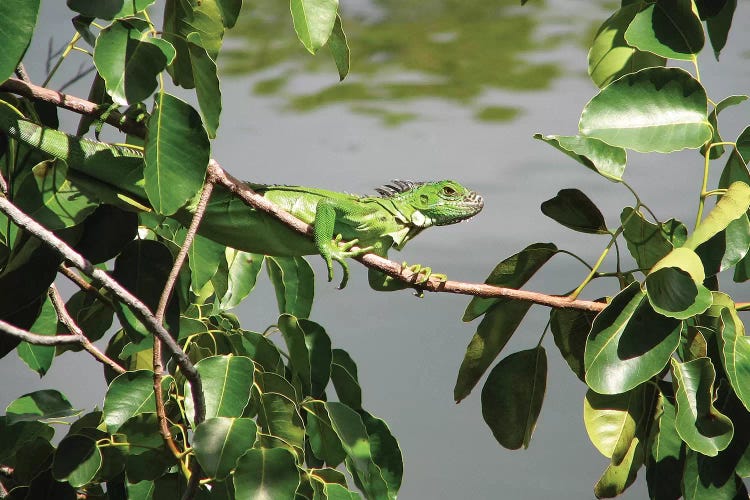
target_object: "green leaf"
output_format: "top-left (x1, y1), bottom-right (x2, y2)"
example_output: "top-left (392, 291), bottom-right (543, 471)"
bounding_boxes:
top-left (671, 357), bottom-right (733, 456)
top-left (694, 214), bottom-right (750, 277)
top-left (290, 0), bottom-right (339, 54)
top-left (16, 296), bottom-right (57, 376)
top-left (52, 434), bottom-right (102, 488)
top-left (303, 401), bottom-right (347, 466)
top-left (646, 391), bottom-right (684, 500)
top-left (454, 300), bottom-right (532, 402)
top-left (218, 250), bottom-right (264, 310)
top-left (0, 0), bottom-right (40, 83)
top-left (184, 355), bottom-right (255, 425)
top-left (584, 282), bottom-right (681, 394)
top-left (94, 18), bottom-right (176, 105)
top-left (706, 0), bottom-right (736, 59)
top-left (644, 247), bottom-right (712, 319)
top-left (186, 32), bottom-right (222, 138)
top-left (583, 387), bottom-right (647, 461)
top-left (463, 242), bottom-right (556, 321)
top-left (119, 413), bottom-right (175, 482)
top-left (256, 393), bottom-right (305, 454)
top-left (14, 159), bottom-right (97, 230)
top-left (266, 256), bottom-right (315, 319)
top-left (73, 204), bottom-right (139, 264)
top-left (325, 402), bottom-right (391, 499)
top-left (550, 308), bottom-right (596, 381)
top-left (540, 188), bottom-right (608, 234)
top-left (234, 330), bottom-right (284, 374)
top-left (6, 389), bottom-right (77, 424)
top-left (144, 93), bottom-right (209, 215)
top-left (683, 449), bottom-right (747, 499)
top-left (103, 370), bottom-right (172, 433)
top-left (624, 0), bottom-right (704, 60)
top-left (189, 234), bottom-right (225, 292)
top-left (359, 410), bottom-right (402, 496)
top-left (533, 134), bottom-right (626, 181)
top-left (277, 314), bottom-right (332, 398)
top-left (67, 0), bottom-right (156, 19)
top-left (621, 207), bottom-right (686, 271)
top-left (233, 447), bottom-right (300, 500)
top-left (330, 349), bottom-right (362, 410)
top-left (594, 436), bottom-right (644, 498)
top-left (684, 181), bottom-right (750, 250)
top-left (702, 95), bottom-right (747, 159)
top-left (193, 417), bottom-right (257, 480)
top-left (579, 67), bottom-right (712, 153)
top-left (718, 307), bottom-right (750, 412)
top-left (481, 347), bottom-right (546, 450)
top-left (0, 417), bottom-right (53, 463)
top-left (587, 4), bottom-right (666, 88)
top-left (328, 15), bottom-right (350, 81)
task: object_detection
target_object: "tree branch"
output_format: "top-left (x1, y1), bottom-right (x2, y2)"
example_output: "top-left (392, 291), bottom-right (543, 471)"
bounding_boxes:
top-left (0, 77), bottom-right (607, 313)
top-left (0, 195), bottom-right (206, 425)
top-left (47, 284), bottom-right (125, 374)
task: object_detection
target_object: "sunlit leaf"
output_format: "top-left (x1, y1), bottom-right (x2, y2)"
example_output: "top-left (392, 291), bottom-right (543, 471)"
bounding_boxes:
top-left (234, 447), bottom-right (300, 499)
top-left (718, 307), bottom-right (750, 412)
top-left (481, 347), bottom-right (546, 450)
top-left (16, 296), bottom-right (57, 376)
top-left (621, 207), bottom-right (686, 271)
top-left (328, 15), bottom-right (350, 80)
top-left (266, 256), bottom-right (315, 319)
top-left (187, 32), bottom-right (222, 138)
top-left (290, 0), bottom-right (339, 54)
top-left (330, 348), bottom-right (362, 410)
top-left (594, 436), bottom-right (644, 498)
top-left (644, 247), bottom-right (712, 319)
top-left (103, 370), bottom-right (172, 433)
top-left (579, 68), bottom-right (712, 153)
top-left (585, 282), bottom-right (681, 394)
top-left (685, 181), bottom-right (750, 249)
top-left (6, 389), bottom-right (77, 424)
top-left (278, 314), bottom-right (332, 398)
top-left (0, 0), bottom-right (40, 82)
top-left (533, 134), bottom-right (626, 181)
top-left (184, 355), bottom-right (254, 425)
top-left (584, 387), bottom-right (647, 461)
top-left (193, 417), bottom-right (257, 480)
top-left (624, 0), bottom-right (704, 60)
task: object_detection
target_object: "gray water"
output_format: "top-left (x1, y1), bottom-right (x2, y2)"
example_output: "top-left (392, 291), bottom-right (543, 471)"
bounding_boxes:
top-left (3, 1), bottom-right (750, 498)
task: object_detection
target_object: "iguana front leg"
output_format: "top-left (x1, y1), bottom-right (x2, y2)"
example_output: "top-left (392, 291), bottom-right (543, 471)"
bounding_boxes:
top-left (313, 199), bottom-right (374, 288)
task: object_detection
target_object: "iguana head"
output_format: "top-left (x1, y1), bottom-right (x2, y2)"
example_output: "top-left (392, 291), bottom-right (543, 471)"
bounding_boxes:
top-left (375, 180), bottom-right (484, 226)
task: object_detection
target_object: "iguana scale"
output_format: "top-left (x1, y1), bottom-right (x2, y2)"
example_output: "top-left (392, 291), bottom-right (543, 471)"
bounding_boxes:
top-left (0, 102), bottom-right (484, 289)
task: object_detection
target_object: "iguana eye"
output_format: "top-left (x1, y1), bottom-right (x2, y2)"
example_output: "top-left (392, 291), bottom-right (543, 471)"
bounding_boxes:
top-left (442, 186), bottom-right (457, 195)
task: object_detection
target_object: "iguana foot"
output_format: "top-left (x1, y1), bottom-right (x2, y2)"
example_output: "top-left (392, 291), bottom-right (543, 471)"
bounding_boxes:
top-left (400, 262), bottom-right (447, 284)
top-left (323, 236), bottom-right (374, 289)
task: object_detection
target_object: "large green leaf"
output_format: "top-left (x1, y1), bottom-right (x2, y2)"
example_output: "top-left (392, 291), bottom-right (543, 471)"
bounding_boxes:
top-left (186, 32), bottom-right (222, 138)
top-left (481, 347), bottom-right (546, 450)
top-left (218, 250), bottom-right (264, 310)
top-left (193, 417), bottom-right (257, 480)
top-left (646, 392), bottom-right (685, 500)
top-left (706, 0), bottom-right (737, 59)
top-left (684, 181), bottom-right (750, 250)
top-left (533, 134), bottom-right (626, 182)
top-left (594, 436), bottom-right (644, 498)
top-left (277, 314), bottom-right (332, 398)
top-left (621, 208), bottom-right (686, 271)
top-left (0, 0), bottom-right (40, 82)
top-left (184, 355), bottom-right (254, 425)
top-left (644, 247), bottom-right (712, 319)
top-left (6, 389), bottom-right (78, 424)
top-left (51, 434), bottom-right (102, 488)
top-left (359, 410), bottom-right (403, 496)
top-left (718, 307), bottom-right (750, 412)
top-left (233, 447), bottom-right (300, 500)
top-left (303, 401), bottom-right (347, 466)
top-left (682, 450), bottom-right (748, 499)
top-left (266, 256), bottom-right (315, 319)
top-left (624, 0), bottom-right (704, 60)
top-left (540, 188), bottom-right (608, 234)
top-left (584, 282), bottom-right (681, 394)
top-left (16, 296), bottom-right (57, 376)
top-left (587, 3), bottom-right (666, 88)
top-left (579, 67), bottom-right (712, 153)
top-left (671, 358), bottom-right (732, 456)
top-left (463, 242), bottom-right (556, 321)
top-left (144, 93), bottom-right (210, 215)
top-left (454, 300), bottom-right (532, 402)
top-left (188, 234), bottom-right (225, 292)
top-left (93, 18), bottom-right (176, 105)
top-left (256, 393), bottom-right (305, 455)
top-left (583, 387), bottom-right (648, 461)
top-left (290, 0), bottom-right (339, 54)
top-left (694, 214), bottom-right (750, 277)
top-left (103, 370), bottom-right (172, 433)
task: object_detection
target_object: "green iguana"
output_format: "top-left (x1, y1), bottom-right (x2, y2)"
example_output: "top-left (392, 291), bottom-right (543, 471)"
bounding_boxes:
top-left (0, 101), bottom-right (484, 289)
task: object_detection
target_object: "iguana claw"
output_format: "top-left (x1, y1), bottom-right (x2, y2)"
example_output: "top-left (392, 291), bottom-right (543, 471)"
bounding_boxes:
top-left (323, 236), bottom-right (375, 288)
top-left (400, 262), bottom-right (446, 284)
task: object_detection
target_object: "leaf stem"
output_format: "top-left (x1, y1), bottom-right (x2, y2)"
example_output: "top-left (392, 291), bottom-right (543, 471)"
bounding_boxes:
top-left (42, 32), bottom-right (82, 87)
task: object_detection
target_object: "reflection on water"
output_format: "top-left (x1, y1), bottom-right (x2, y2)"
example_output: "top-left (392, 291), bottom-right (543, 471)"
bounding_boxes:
top-left (221, 0), bottom-right (582, 124)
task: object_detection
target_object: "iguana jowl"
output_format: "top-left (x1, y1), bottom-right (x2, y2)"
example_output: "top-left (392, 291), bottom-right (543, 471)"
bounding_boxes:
top-left (0, 102), bottom-right (484, 289)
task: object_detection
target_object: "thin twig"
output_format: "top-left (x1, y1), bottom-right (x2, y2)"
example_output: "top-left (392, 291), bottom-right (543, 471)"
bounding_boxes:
top-left (0, 319), bottom-right (79, 345)
top-left (59, 263), bottom-right (112, 305)
top-left (48, 285), bottom-right (125, 374)
top-left (153, 180), bottom-right (215, 486)
top-left (0, 195), bottom-right (206, 425)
